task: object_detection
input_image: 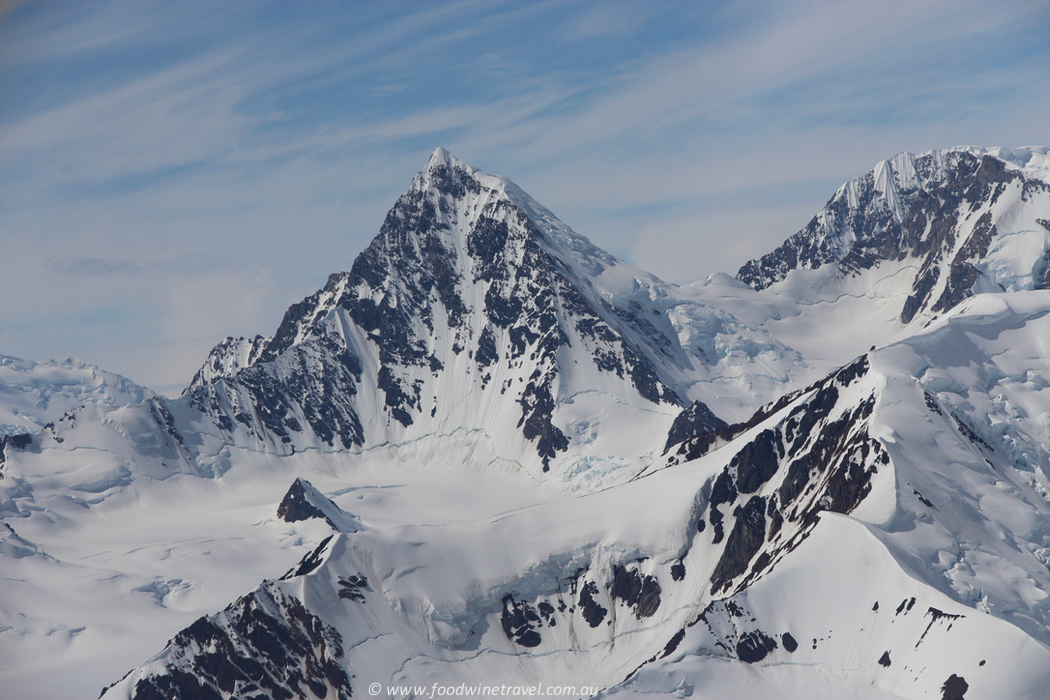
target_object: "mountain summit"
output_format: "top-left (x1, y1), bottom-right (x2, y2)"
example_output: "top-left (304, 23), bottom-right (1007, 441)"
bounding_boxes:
top-left (186, 149), bottom-right (685, 472)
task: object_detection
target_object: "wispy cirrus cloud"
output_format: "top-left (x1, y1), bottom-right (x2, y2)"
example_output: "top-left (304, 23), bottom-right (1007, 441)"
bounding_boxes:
top-left (1, 0), bottom-right (1047, 385)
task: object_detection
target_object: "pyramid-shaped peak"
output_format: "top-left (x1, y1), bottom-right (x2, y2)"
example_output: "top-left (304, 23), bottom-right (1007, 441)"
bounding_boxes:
top-left (417, 148), bottom-right (536, 208)
top-left (277, 478), bottom-right (362, 533)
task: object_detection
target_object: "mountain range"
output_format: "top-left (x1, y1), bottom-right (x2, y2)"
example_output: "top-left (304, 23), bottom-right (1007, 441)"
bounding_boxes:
top-left (2, 145), bottom-right (1050, 700)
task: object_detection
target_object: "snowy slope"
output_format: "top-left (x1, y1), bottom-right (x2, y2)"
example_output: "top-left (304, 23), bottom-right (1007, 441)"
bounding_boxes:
top-left (180, 148), bottom-right (692, 480)
top-left (0, 354), bottom-right (152, 436)
top-left (618, 291), bottom-right (1050, 699)
top-left (608, 515), bottom-right (1050, 700)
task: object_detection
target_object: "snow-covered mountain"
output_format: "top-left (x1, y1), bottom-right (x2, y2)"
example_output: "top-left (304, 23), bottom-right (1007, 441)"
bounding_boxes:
top-left (182, 148), bottom-right (697, 476)
top-left (172, 148), bottom-right (819, 483)
top-left (738, 147), bottom-right (1050, 323)
top-left (3, 147), bottom-right (1050, 700)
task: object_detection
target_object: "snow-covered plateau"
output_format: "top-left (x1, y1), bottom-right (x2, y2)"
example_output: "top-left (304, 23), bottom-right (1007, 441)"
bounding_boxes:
top-left (3, 146), bottom-right (1050, 700)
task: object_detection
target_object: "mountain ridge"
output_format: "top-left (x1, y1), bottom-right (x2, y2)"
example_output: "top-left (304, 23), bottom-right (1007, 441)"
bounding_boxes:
top-left (737, 146), bottom-right (1050, 328)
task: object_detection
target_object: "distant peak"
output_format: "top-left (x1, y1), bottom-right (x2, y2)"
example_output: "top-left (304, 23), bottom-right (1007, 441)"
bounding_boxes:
top-left (861, 145), bottom-right (1050, 188)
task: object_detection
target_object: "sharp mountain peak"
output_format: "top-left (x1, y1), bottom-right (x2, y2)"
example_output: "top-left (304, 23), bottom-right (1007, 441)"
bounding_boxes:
top-left (185, 149), bottom-right (686, 473)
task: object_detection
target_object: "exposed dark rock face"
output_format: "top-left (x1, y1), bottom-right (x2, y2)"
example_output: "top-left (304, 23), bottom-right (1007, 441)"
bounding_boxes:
top-left (518, 373), bottom-right (569, 472)
top-left (0, 433), bottom-right (34, 473)
top-left (107, 581), bottom-right (353, 700)
top-left (879, 650), bottom-right (891, 667)
top-left (276, 478), bottom-right (359, 533)
top-left (731, 429), bottom-right (782, 494)
top-left (1036, 244), bottom-right (1050, 290)
top-left (610, 565), bottom-right (662, 619)
top-left (579, 580), bottom-right (608, 628)
top-left (708, 468), bottom-right (738, 545)
top-left (664, 399), bottom-right (727, 452)
top-left (1, 433), bottom-right (33, 450)
top-left (280, 536), bottom-right (334, 580)
top-left (662, 628), bottom-right (686, 658)
top-left (737, 150), bottom-right (1050, 324)
top-left (537, 601), bottom-right (557, 626)
top-left (918, 607), bottom-right (964, 647)
top-left (711, 496), bottom-right (766, 593)
top-left (491, 565), bottom-right (661, 647)
top-left (124, 671), bottom-right (223, 700)
top-left (188, 335), bottom-right (271, 388)
top-left (664, 373), bottom-right (828, 467)
top-left (687, 599), bottom-right (787, 665)
top-left (736, 630), bottom-right (778, 663)
top-left (187, 336), bottom-right (366, 451)
top-left (501, 595), bottom-right (543, 647)
top-left (924, 391), bottom-right (944, 416)
top-left (679, 354), bottom-right (884, 597)
top-left (929, 212), bottom-right (995, 316)
top-left (277, 478), bottom-right (329, 524)
top-left (337, 575), bottom-right (370, 603)
top-left (951, 412), bottom-right (993, 451)
top-left (147, 400), bottom-right (187, 451)
top-left (941, 674), bottom-right (968, 700)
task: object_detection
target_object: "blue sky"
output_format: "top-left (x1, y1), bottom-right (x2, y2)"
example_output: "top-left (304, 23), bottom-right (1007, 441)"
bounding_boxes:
top-left (1, 0), bottom-right (1047, 388)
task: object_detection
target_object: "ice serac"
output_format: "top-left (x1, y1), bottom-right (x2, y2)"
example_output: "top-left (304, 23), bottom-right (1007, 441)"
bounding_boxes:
top-left (185, 148), bottom-right (683, 472)
top-left (737, 147), bottom-right (1050, 324)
